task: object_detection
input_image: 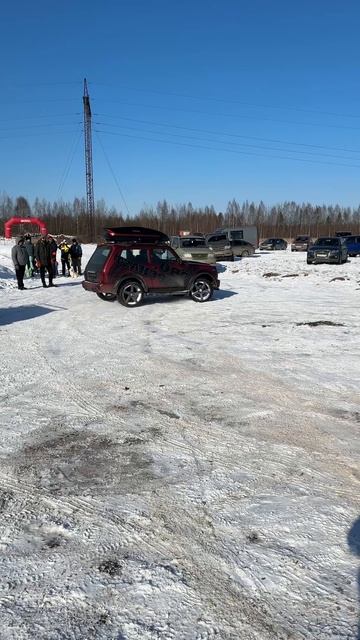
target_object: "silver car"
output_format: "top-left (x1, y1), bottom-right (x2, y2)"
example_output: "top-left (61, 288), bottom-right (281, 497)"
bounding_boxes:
top-left (170, 236), bottom-right (216, 264)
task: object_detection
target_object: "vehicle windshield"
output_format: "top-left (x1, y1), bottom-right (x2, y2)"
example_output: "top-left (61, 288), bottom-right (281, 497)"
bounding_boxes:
top-left (180, 238), bottom-right (207, 248)
top-left (313, 238), bottom-right (339, 247)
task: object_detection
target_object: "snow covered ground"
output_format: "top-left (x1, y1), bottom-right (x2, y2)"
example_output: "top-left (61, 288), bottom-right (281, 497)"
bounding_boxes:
top-left (0, 238), bottom-right (359, 639)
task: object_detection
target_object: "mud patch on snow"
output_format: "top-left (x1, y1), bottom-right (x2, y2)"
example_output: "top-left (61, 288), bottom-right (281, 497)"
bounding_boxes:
top-left (12, 427), bottom-right (157, 497)
top-left (296, 320), bottom-right (345, 327)
top-left (281, 273), bottom-right (299, 278)
top-left (262, 272), bottom-right (280, 278)
top-left (98, 558), bottom-right (123, 576)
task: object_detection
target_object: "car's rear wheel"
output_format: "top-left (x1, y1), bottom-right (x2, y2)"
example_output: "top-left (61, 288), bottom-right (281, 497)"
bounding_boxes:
top-left (96, 292), bottom-right (116, 301)
top-left (242, 250), bottom-right (249, 257)
top-left (307, 258), bottom-right (312, 264)
top-left (118, 281), bottom-right (144, 307)
top-left (189, 278), bottom-right (213, 302)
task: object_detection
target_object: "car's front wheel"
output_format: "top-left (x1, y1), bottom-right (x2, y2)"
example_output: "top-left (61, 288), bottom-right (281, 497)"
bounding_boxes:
top-left (242, 250), bottom-right (249, 257)
top-left (189, 278), bottom-right (213, 302)
top-left (307, 258), bottom-right (313, 265)
top-left (96, 292), bottom-right (116, 301)
top-left (118, 280), bottom-right (144, 307)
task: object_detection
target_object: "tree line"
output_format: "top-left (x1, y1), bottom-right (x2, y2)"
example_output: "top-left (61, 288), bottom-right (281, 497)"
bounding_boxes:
top-left (1, 194), bottom-right (360, 242)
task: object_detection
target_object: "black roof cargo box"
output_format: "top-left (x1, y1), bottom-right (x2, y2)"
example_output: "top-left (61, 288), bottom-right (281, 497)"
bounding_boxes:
top-left (103, 226), bottom-right (169, 243)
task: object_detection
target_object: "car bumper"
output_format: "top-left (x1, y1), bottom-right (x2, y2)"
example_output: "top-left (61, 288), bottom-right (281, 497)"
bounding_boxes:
top-left (82, 280), bottom-right (112, 293)
top-left (308, 256), bottom-right (340, 263)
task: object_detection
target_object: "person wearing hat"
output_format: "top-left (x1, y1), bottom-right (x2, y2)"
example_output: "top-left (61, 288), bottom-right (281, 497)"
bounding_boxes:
top-left (24, 233), bottom-right (35, 277)
top-left (58, 239), bottom-right (71, 276)
top-left (69, 238), bottom-right (83, 275)
top-left (11, 237), bottom-right (29, 290)
top-left (34, 234), bottom-right (57, 288)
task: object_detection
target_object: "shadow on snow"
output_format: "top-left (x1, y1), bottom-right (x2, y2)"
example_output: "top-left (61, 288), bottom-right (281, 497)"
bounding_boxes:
top-left (0, 305), bottom-right (58, 326)
top-left (348, 517), bottom-right (360, 639)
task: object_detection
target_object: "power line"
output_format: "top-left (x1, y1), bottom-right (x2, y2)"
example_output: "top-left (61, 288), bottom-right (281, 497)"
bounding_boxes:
top-left (95, 128), bottom-right (360, 170)
top-left (0, 129), bottom-right (81, 140)
top-left (95, 131), bottom-right (131, 216)
top-left (0, 122), bottom-right (81, 133)
top-left (96, 99), bottom-right (360, 132)
top-left (57, 127), bottom-right (83, 199)
top-left (95, 119), bottom-right (360, 161)
top-left (95, 113), bottom-right (360, 155)
top-left (90, 82), bottom-right (360, 120)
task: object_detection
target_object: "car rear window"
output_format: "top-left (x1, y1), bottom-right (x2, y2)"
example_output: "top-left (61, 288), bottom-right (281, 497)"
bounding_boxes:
top-left (181, 238), bottom-right (206, 248)
top-left (87, 246), bottom-right (112, 270)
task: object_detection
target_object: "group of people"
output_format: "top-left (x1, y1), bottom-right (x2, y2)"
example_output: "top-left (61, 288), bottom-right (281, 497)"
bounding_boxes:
top-left (11, 234), bottom-right (83, 290)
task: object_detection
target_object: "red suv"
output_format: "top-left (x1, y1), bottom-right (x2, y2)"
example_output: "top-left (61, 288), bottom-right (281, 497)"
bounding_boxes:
top-left (82, 227), bottom-right (220, 307)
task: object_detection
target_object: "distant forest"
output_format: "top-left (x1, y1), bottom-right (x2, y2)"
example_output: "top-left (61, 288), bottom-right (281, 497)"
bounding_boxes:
top-left (1, 194), bottom-right (360, 242)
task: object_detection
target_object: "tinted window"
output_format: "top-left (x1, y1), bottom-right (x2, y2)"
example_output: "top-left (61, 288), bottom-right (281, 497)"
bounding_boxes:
top-left (119, 248), bottom-right (148, 264)
top-left (152, 248), bottom-right (177, 261)
top-left (87, 246), bottom-right (111, 270)
top-left (208, 234), bottom-right (226, 243)
top-left (229, 230), bottom-right (244, 240)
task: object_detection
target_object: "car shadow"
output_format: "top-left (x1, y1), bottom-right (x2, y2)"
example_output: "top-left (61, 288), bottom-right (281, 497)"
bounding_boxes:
top-left (213, 289), bottom-right (237, 300)
top-left (0, 305), bottom-right (58, 327)
top-left (52, 280), bottom-right (83, 287)
top-left (348, 517), bottom-right (360, 639)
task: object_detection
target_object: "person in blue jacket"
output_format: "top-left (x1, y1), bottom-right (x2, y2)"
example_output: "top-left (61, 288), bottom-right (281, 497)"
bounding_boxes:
top-left (69, 238), bottom-right (82, 275)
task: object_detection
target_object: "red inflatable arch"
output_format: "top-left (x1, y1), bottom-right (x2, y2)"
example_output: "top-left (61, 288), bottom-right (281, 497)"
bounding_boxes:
top-left (4, 216), bottom-right (48, 239)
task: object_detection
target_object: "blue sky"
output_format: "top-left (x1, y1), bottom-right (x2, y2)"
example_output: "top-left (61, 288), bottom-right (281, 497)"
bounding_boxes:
top-left (1, 0), bottom-right (360, 215)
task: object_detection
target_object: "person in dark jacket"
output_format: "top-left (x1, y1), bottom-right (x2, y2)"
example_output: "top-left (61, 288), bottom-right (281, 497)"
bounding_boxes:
top-left (49, 236), bottom-right (58, 277)
top-left (58, 240), bottom-right (71, 276)
top-left (24, 233), bottom-right (35, 276)
top-left (11, 237), bottom-right (29, 290)
top-left (34, 234), bottom-right (57, 288)
top-left (69, 238), bottom-right (83, 275)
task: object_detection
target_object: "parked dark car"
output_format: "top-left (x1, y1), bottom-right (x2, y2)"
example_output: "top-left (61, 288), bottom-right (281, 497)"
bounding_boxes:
top-left (82, 227), bottom-right (220, 307)
top-left (205, 232), bottom-right (234, 260)
top-left (307, 237), bottom-right (348, 264)
top-left (344, 235), bottom-right (360, 257)
top-left (259, 238), bottom-right (287, 251)
top-left (291, 235), bottom-right (312, 252)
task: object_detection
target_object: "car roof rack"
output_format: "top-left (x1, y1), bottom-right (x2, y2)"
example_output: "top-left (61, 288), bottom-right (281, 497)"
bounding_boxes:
top-left (103, 226), bottom-right (169, 244)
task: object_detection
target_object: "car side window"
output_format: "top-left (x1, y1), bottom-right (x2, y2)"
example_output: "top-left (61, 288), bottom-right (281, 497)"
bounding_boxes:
top-left (119, 249), bottom-right (134, 263)
top-left (119, 249), bottom-right (148, 264)
top-left (152, 248), bottom-right (177, 262)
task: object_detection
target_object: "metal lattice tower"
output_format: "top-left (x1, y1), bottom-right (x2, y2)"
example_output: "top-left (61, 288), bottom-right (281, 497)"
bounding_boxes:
top-left (83, 78), bottom-right (95, 241)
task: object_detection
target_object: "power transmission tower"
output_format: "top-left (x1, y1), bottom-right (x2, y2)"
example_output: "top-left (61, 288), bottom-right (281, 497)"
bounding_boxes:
top-left (83, 78), bottom-right (95, 241)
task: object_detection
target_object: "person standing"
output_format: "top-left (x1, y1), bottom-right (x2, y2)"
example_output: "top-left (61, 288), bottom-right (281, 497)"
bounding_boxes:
top-left (69, 238), bottom-right (83, 275)
top-left (58, 240), bottom-right (71, 276)
top-left (11, 237), bottom-right (29, 290)
top-left (24, 233), bottom-right (35, 277)
top-left (49, 236), bottom-right (58, 278)
top-left (34, 234), bottom-right (56, 288)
